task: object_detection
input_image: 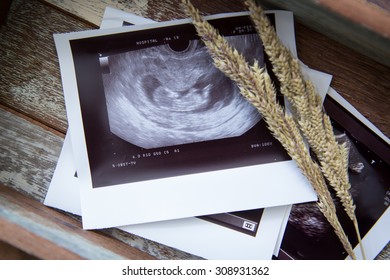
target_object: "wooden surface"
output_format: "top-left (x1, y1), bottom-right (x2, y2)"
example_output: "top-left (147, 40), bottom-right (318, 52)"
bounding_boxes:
top-left (318, 0), bottom-right (390, 36)
top-left (0, 184), bottom-right (157, 259)
top-left (0, 0), bottom-right (389, 259)
top-left (260, 0), bottom-right (390, 67)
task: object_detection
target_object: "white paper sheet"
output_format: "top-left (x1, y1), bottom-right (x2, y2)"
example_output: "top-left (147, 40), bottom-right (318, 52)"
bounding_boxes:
top-left (97, 9), bottom-right (334, 257)
top-left (47, 7), bottom-right (389, 260)
top-left (45, 132), bottom-right (288, 259)
top-left (46, 86), bottom-right (389, 260)
top-left (46, 84), bottom-right (390, 260)
top-left (47, 9), bottom-right (302, 260)
top-left (46, 7), bottom-right (338, 259)
top-left (53, 10), bottom-right (318, 229)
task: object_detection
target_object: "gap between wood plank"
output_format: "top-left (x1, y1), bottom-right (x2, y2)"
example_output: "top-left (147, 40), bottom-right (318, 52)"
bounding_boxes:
top-left (0, 218), bottom-right (84, 260)
top-left (0, 103), bottom-right (65, 139)
top-left (37, 0), bottom-right (98, 28)
top-left (0, 184), bottom-right (156, 260)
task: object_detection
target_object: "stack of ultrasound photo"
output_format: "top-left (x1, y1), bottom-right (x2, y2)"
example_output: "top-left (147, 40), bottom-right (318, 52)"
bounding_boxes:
top-left (44, 7), bottom-right (390, 260)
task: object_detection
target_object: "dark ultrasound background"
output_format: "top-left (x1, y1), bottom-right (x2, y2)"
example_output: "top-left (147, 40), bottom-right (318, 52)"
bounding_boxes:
top-left (121, 20), bottom-right (266, 237)
top-left (70, 15), bottom-right (290, 188)
top-left (101, 34), bottom-right (262, 149)
top-left (277, 95), bottom-right (390, 260)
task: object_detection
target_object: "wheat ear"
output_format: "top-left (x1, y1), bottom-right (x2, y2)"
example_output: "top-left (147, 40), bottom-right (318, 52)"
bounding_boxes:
top-left (181, 0), bottom-right (356, 259)
top-left (245, 0), bottom-right (365, 259)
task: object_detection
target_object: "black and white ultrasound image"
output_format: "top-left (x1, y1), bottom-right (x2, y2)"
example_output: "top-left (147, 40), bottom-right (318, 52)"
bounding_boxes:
top-left (101, 35), bottom-right (262, 149)
top-left (277, 96), bottom-right (390, 260)
top-left (70, 15), bottom-right (290, 188)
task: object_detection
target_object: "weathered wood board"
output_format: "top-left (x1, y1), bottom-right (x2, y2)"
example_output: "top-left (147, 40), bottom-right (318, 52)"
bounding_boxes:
top-left (0, 184), bottom-right (157, 259)
top-left (0, 0), bottom-right (389, 259)
top-left (0, 0), bottom-right (94, 133)
top-left (10, 0), bottom-right (389, 139)
top-left (294, 23), bottom-right (390, 138)
top-left (0, 105), bottom-right (199, 259)
top-left (41, 0), bottom-right (246, 25)
top-left (259, 0), bottom-right (390, 67)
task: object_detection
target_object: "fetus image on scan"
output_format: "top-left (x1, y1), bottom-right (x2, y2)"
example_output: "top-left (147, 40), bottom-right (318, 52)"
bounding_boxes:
top-left (100, 34), bottom-right (263, 149)
top-left (288, 131), bottom-right (364, 239)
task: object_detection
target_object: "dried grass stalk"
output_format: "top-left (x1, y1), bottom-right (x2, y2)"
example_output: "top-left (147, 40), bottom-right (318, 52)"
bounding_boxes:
top-left (245, 0), bottom-right (365, 259)
top-left (181, 0), bottom-right (357, 259)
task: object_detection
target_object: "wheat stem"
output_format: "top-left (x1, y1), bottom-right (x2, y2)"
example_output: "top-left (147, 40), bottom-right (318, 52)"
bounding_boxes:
top-left (245, 0), bottom-right (365, 259)
top-left (181, 0), bottom-right (357, 259)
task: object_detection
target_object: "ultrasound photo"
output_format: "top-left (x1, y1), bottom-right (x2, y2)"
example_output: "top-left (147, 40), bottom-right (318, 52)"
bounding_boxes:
top-left (277, 95), bottom-right (390, 260)
top-left (70, 15), bottom-right (290, 188)
top-left (99, 16), bottom-right (267, 237)
top-left (101, 34), bottom-right (262, 149)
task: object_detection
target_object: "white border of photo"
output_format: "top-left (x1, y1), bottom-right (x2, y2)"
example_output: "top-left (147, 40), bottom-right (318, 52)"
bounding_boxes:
top-left (53, 10), bottom-right (317, 229)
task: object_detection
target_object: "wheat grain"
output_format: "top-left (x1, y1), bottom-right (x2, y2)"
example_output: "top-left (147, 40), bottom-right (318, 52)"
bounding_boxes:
top-left (181, 0), bottom-right (357, 259)
top-left (245, 0), bottom-right (365, 259)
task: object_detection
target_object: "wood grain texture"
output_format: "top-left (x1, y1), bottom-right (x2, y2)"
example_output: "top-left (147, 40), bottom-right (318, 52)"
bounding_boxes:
top-left (0, 0), bottom-right (204, 260)
top-left (295, 23), bottom-right (390, 139)
top-left (0, 0), bottom-right (388, 259)
top-left (0, 185), bottom-right (156, 259)
top-left (41, 0), bottom-right (246, 25)
top-left (0, 105), bottom-right (63, 202)
top-left (0, 0), bottom-right (94, 134)
top-left (0, 105), bottom-right (199, 259)
top-left (0, 217), bottom-right (84, 260)
top-left (0, 240), bottom-right (38, 260)
top-left (376, 242), bottom-right (390, 260)
top-left (318, 0), bottom-right (390, 37)
top-left (259, 0), bottom-right (390, 67)
top-left (41, 0), bottom-right (150, 27)
top-left (37, 0), bottom-right (390, 138)
top-left (143, 0), bottom-right (245, 21)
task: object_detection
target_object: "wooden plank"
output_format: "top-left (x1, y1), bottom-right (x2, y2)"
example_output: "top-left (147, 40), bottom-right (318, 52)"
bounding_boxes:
top-left (0, 0), bottom-right (94, 134)
top-left (0, 0), bottom-right (245, 134)
top-left (0, 185), bottom-right (155, 259)
top-left (40, 0), bottom-right (246, 25)
top-left (259, 0), bottom-right (390, 67)
top-left (0, 106), bottom-right (200, 260)
top-left (318, 0), bottom-right (390, 37)
top-left (1, 0), bottom-right (388, 260)
top-left (41, 0), bottom-right (390, 66)
top-left (368, 0), bottom-right (390, 11)
top-left (141, 0), bottom-right (245, 21)
top-left (0, 240), bottom-right (37, 260)
top-left (0, 217), bottom-right (84, 260)
top-left (295, 23), bottom-right (390, 139)
top-left (376, 242), bottom-right (390, 260)
top-left (4, 0), bottom-right (390, 139)
top-left (0, 105), bottom-right (63, 201)
top-left (40, 0), bottom-right (150, 27)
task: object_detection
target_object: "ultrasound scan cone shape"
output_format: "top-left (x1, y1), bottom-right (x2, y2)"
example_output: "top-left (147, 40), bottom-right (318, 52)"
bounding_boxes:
top-left (100, 35), bottom-right (263, 149)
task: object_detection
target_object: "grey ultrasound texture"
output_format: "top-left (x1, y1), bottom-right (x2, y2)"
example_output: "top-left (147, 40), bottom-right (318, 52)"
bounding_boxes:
top-left (101, 34), bottom-right (263, 149)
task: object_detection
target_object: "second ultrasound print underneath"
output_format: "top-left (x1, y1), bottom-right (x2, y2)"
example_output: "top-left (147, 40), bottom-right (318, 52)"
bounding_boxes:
top-left (101, 34), bottom-right (263, 149)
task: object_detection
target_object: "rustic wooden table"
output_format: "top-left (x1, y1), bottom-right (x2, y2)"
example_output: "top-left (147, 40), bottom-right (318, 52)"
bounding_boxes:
top-left (0, 0), bottom-right (389, 259)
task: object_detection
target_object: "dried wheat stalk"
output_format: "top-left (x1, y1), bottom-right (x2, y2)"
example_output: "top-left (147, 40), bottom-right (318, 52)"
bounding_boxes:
top-left (181, 0), bottom-right (357, 259)
top-left (245, 0), bottom-right (365, 259)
